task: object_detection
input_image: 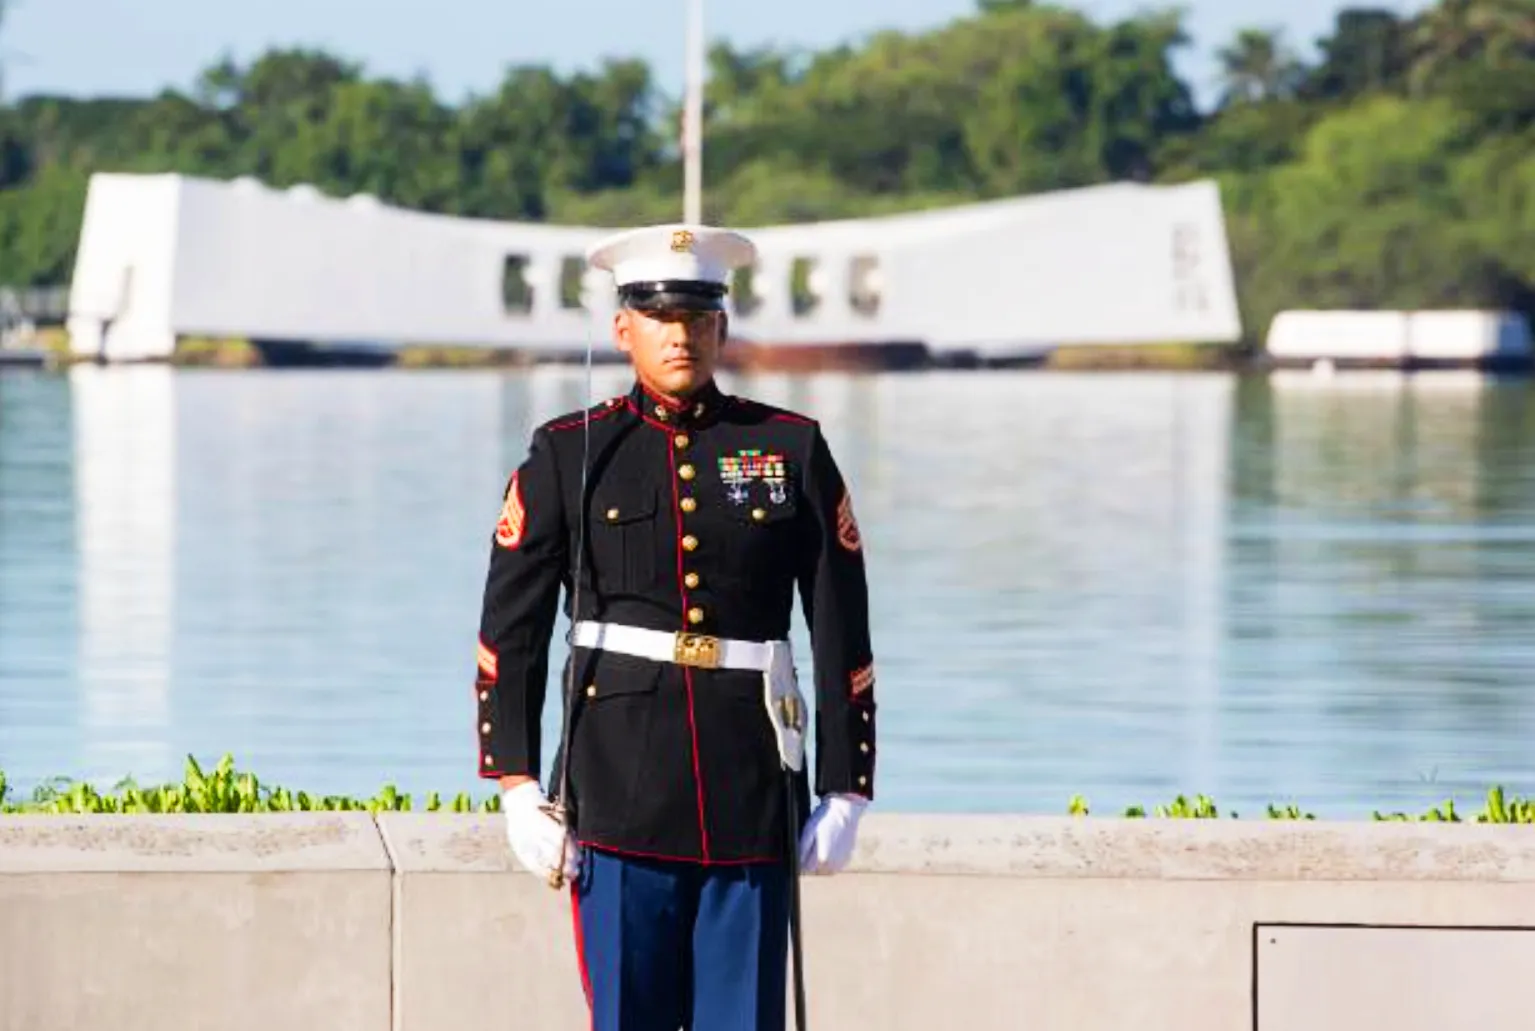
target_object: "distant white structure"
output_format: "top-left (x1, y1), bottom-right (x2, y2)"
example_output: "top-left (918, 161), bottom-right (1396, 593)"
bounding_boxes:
top-left (1266, 310), bottom-right (1533, 368)
top-left (66, 172), bottom-right (1243, 364)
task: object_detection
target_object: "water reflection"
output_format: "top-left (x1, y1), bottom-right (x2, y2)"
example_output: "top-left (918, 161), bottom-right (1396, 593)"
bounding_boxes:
top-left (163, 369), bottom-right (507, 791)
top-left (802, 372), bottom-right (1235, 812)
top-left (1, 367), bottom-right (1533, 817)
top-left (1223, 371), bottom-right (1535, 814)
top-left (70, 366), bottom-right (176, 785)
top-left (0, 372), bottom-right (77, 784)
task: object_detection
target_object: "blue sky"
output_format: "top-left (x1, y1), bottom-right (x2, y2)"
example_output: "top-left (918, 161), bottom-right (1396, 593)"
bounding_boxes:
top-left (4, 0), bottom-right (1429, 111)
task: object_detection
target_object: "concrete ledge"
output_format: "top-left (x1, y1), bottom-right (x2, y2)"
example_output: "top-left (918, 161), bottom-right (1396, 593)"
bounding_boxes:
top-left (852, 813), bottom-right (1535, 880)
top-left (6, 813), bottom-right (1535, 1030)
top-left (376, 811), bottom-right (508, 874)
top-left (0, 812), bottom-right (390, 872)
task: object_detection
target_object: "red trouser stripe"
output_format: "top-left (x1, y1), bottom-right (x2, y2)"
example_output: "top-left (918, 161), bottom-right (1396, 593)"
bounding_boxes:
top-left (571, 887), bottom-right (595, 1028)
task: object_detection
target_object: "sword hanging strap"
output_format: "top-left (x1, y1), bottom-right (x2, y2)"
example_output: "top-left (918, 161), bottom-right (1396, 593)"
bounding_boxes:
top-left (546, 316), bottom-right (597, 890)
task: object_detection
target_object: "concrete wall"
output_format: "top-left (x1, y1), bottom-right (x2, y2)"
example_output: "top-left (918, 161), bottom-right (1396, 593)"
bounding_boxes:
top-left (4, 813), bottom-right (1534, 1030)
top-left (0, 813), bottom-right (391, 1031)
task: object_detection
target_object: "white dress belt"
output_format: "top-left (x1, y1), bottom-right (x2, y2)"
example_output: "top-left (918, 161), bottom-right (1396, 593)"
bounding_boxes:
top-left (569, 620), bottom-right (778, 673)
top-left (567, 620), bottom-right (807, 771)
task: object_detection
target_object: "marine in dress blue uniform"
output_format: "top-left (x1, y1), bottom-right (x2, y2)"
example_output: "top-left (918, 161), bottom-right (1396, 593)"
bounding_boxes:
top-left (473, 224), bottom-right (876, 1031)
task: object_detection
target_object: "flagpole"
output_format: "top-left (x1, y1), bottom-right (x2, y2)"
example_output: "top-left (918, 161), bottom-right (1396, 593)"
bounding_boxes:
top-left (683, 0), bottom-right (704, 224)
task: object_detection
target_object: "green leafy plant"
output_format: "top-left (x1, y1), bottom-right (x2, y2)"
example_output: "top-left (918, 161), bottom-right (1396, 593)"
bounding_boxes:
top-left (1068, 786), bottom-right (1535, 823)
top-left (3, 756), bottom-right (1532, 823)
top-left (0, 755), bottom-right (499, 815)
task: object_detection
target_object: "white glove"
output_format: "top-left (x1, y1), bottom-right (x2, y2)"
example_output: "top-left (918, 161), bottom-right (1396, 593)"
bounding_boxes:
top-left (501, 782), bottom-right (580, 882)
top-left (797, 793), bottom-right (868, 875)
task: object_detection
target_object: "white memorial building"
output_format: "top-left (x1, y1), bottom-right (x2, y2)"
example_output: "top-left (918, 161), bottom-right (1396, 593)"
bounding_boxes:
top-left (65, 171), bottom-right (1243, 366)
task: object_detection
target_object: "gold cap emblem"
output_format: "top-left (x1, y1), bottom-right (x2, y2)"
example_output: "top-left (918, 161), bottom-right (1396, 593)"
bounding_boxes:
top-left (670, 229), bottom-right (695, 253)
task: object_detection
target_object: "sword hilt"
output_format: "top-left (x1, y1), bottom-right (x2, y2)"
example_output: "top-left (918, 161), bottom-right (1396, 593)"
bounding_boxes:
top-left (541, 800), bottom-right (570, 891)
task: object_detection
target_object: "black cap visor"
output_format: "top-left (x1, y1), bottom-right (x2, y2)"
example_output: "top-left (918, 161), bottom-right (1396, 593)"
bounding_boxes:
top-left (619, 279), bottom-right (728, 312)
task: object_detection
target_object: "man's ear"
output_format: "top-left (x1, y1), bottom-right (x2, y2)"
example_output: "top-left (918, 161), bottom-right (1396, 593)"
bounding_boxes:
top-left (612, 310), bottom-right (633, 355)
top-left (718, 312), bottom-right (729, 346)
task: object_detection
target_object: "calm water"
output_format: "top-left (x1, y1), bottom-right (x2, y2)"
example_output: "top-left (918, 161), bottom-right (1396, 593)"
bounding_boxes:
top-left (2, 365), bottom-right (1534, 817)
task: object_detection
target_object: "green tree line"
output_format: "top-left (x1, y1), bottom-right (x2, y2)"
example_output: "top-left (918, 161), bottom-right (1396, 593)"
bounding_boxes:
top-left (1, 0), bottom-right (1532, 344)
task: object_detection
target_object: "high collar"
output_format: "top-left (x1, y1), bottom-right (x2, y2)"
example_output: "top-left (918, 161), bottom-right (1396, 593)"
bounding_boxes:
top-left (628, 379), bottom-right (727, 430)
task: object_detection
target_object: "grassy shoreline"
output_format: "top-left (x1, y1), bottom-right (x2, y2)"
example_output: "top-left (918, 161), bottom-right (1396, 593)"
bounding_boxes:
top-left (1, 755), bottom-right (1530, 822)
top-left (19, 328), bottom-right (1256, 373)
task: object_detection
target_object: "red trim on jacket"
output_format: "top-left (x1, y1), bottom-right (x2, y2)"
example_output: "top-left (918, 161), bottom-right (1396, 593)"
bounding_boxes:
top-left (577, 840), bottom-right (780, 866)
top-left (667, 438), bottom-right (712, 862)
top-left (546, 401), bottom-right (623, 434)
top-left (640, 382), bottom-right (689, 413)
top-left (625, 396), bottom-right (679, 432)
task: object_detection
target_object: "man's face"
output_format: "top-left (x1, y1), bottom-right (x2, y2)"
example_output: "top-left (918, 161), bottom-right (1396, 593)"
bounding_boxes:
top-left (614, 308), bottom-right (726, 399)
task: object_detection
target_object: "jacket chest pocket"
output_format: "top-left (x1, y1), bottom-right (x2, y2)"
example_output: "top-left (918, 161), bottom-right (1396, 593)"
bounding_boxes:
top-left (721, 484), bottom-right (800, 582)
top-left (590, 488), bottom-right (663, 594)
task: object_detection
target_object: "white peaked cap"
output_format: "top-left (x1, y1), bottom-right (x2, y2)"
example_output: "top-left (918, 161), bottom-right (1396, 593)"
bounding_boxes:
top-left (586, 224), bottom-right (757, 291)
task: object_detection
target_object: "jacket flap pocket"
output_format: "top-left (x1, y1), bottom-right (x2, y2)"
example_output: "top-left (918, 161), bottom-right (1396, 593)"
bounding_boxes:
top-left (593, 489), bottom-right (659, 525)
top-left (574, 648), bottom-right (664, 698)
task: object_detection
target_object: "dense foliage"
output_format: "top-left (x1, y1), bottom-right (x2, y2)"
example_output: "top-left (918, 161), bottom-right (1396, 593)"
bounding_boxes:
top-left (0, 755), bottom-right (497, 814)
top-left (1, 0), bottom-right (1532, 342)
top-left (1, 754), bottom-right (1532, 822)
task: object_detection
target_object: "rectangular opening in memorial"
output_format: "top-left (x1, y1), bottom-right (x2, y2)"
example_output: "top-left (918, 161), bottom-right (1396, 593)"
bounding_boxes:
top-left (730, 265), bottom-right (761, 317)
top-left (559, 256), bottom-right (585, 311)
top-left (790, 257), bottom-right (818, 317)
top-left (501, 255), bottom-right (533, 315)
top-left (849, 254), bottom-right (881, 317)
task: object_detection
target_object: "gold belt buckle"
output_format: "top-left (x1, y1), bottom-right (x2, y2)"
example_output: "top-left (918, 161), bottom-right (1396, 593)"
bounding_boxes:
top-left (673, 633), bottom-right (721, 669)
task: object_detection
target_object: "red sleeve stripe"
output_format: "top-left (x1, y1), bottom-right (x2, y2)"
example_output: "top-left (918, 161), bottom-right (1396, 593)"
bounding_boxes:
top-left (477, 640), bottom-right (498, 679)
